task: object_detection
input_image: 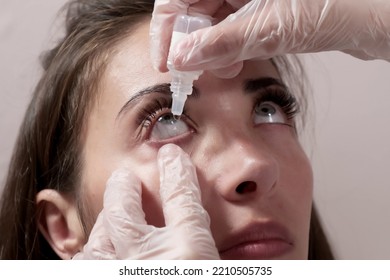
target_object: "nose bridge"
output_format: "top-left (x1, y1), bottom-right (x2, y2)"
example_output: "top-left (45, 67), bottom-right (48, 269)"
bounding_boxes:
top-left (196, 125), bottom-right (279, 202)
top-left (228, 135), bottom-right (279, 188)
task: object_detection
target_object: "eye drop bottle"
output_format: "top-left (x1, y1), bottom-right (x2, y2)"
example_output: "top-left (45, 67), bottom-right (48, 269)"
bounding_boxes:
top-left (167, 15), bottom-right (211, 116)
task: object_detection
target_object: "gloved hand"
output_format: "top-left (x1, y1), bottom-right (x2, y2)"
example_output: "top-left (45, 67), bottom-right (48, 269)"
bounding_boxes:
top-left (150, 0), bottom-right (390, 77)
top-left (73, 144), bottom-right (220, 259)
top-left (150, 0), bottom-right (230, 72)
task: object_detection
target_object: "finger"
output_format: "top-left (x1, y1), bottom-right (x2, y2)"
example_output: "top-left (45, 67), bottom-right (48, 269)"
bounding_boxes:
top-left (103, 168), bottom-right (150, 258)
top-left (226, 0), bottom-right (252, 10)
top-left (157, 144), bottom-right (210, 229)
top-left (187, 0), bottom-right (224, 16)
top-left (150, 0), bottom-right (193, 72)
top-left (72, 213), bottom-right (115, 260)
top-left (171, 20), bottom-right (245, 71)
top-left (158, 144), bottom-right (220, 259)
top-left (209, 61), bottom-right (244, 79)
top-left (150, 0), bottom-right (226, 72)
top-left (172, 1), bottom-right (271, 71)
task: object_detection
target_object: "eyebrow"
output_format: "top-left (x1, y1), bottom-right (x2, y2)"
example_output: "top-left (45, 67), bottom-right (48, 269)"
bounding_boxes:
top-left (117, 83), bottom-right (199, 119)
top-left (117, 77), bottom-right (286, 119)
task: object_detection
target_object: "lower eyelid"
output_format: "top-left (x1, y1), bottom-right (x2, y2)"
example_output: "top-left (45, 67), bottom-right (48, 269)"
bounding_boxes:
top-left (146, 112), bottom-right (196, 141)
top-left (145, 129), bottom-right (195, 147)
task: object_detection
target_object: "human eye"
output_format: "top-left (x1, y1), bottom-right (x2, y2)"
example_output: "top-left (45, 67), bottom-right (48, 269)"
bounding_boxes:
top-left (135, 97), bottom-right (193, 142)
top-left (253, 88), bottom-right (299, 127)
top-left (150, 113), bottom-right (191, 140)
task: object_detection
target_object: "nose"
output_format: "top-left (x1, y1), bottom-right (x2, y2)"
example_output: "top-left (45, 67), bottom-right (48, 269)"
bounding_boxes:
top-left (198, 135), bottom-right (279, 203)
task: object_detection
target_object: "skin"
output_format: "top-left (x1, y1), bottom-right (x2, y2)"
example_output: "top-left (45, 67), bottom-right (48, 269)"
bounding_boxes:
top-left (80, 19), bottom-right (313, 259)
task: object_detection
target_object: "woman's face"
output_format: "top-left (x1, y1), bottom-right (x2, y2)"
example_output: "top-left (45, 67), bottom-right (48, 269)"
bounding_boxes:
top-left (81, 20), bottom-right (313, 260)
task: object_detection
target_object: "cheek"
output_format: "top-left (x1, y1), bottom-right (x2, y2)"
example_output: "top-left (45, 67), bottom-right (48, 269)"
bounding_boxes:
top-left (276, 138), bottom-right (313, 234)
top-left (262, 132), bottom-right (313, 257)
top-left (262, 127), bottom-right (313, 198)
top-left (279, 155), bottom-right (313, 218)
top-left (82, 147), bottom-right (165, 228)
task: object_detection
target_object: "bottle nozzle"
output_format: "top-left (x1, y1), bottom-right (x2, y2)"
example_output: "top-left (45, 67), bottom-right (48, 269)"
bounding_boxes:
top-left (167, 15), bottom-right (211, 116)
top-left (171, 93), bottom-right (188, 116)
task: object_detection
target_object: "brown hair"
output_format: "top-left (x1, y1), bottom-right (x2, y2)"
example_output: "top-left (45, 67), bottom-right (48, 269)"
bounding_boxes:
top-left (0, 0), bottom-right (333, 259)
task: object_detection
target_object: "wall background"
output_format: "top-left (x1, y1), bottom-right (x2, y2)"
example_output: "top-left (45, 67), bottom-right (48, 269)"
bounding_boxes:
top-left (1, 0), bottom-right (389, 259)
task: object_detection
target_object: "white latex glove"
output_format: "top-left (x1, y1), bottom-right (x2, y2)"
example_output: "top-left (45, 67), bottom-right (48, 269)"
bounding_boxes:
top-left (73, 144), bottom-right (219, 260)
top-left (150, 0), bottom-right (228, 72)
top-left (150, 0), bottom-right (390, 77)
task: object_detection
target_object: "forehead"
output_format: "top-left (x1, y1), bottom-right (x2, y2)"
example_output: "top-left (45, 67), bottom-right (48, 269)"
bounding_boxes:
top-left (103, 19), bottom-right (171, 96)
top-left (99, 19), bottom-right (281, 110)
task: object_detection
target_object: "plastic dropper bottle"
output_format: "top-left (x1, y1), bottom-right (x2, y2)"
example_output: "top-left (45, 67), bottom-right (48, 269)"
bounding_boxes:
top-left (167, 15), bottom-right (212, 116)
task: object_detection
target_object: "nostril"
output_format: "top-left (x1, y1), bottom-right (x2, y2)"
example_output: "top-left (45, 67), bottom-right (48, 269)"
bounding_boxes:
top-left (235, 181), bottom-right (257, 194)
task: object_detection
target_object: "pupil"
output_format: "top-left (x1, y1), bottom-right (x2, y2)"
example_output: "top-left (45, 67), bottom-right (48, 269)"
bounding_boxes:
top-left (258, 104), bottom-right (275, 116)
top-left (262, 108), bottom-right (269, 113)
top-left (158, 114), bottom-right (176, 124)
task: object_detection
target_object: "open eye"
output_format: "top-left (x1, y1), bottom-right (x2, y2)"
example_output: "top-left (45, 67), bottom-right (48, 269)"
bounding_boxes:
top-left (254, 101), bottom-right (287, 125)
top-left (150, 113), bottom-right (191, 141)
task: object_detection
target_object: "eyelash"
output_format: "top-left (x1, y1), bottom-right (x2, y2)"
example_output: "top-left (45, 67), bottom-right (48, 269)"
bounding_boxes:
top-left (136, 98), bottom-right (171, 128)
top-left (256, 88), bottom-right (299, 120)
top-left (135, 97), bottom-right (188, 139)
top-left (135, 88), bottom-right (299, 139)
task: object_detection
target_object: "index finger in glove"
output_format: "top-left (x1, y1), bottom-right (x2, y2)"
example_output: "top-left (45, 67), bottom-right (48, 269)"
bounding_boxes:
top-left (157, 144), bottom-right (210, 229)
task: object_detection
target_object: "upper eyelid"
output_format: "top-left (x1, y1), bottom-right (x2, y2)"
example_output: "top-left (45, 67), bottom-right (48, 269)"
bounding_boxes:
top-left (244, 77), bottom-right (288, 93)
top-left (253, 86), bottom-right (296, 103)
top-left (253, 87), bottom-right (299, 119)
top-left (137, 99), bottom-right (172, 126)
top-left (254, 83), bottom-right (290, 94)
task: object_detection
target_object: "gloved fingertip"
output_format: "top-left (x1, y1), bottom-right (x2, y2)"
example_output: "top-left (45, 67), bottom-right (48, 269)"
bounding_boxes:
top-left (172, 27), bottom-right (216, 70)
top-left (149, 38), bottom-right (170, 73)
top-left (209, 61), bottom-right (243, 79)
top-left (150, 52), bottom-right (166, 73)
top-left (150, 50), bottom-right (169, 72)
top-left (106, 167), bottom-right (136, 188)
top-left (171, 38), bottom-right (196, 68)
top-left (158, 143), bottom-right (182, 159)
top-left (104, 167), bottom-right (141, 206)
top-left (156, 64), bottom-right (169, 73)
